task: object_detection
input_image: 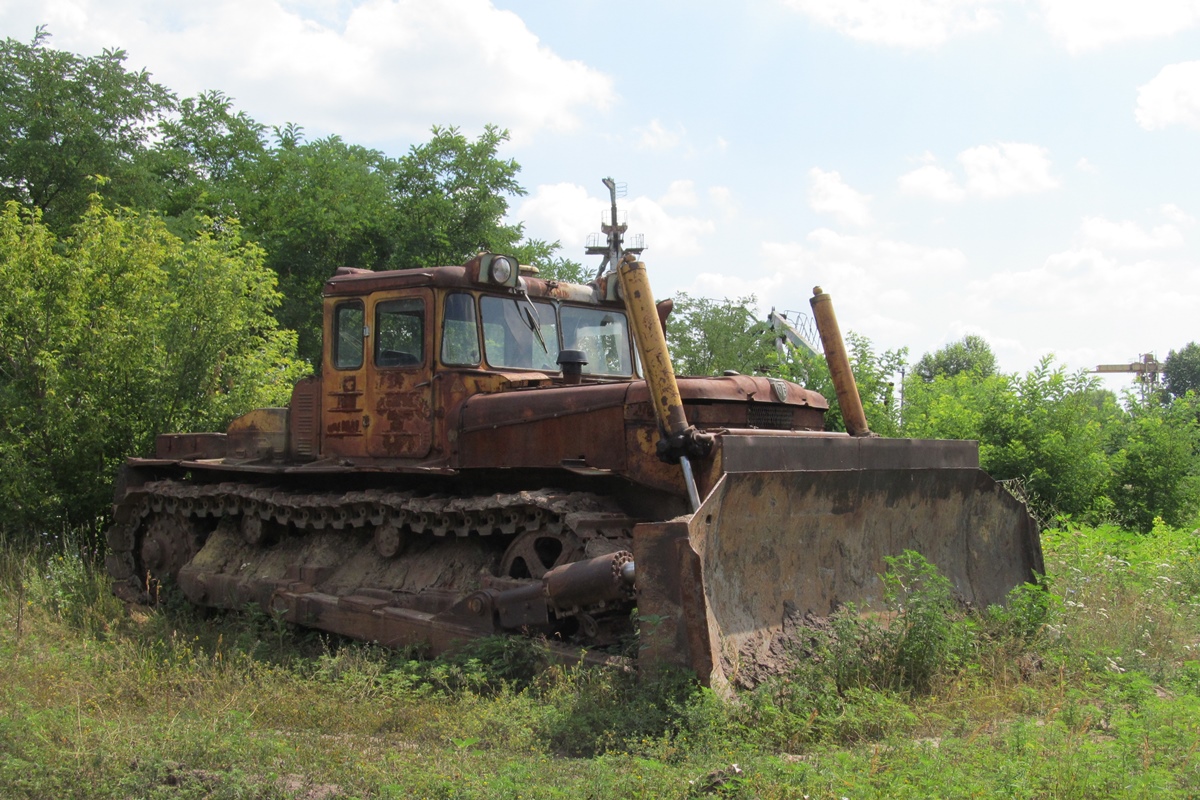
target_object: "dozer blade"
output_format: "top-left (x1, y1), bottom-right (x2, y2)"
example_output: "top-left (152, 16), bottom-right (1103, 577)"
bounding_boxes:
top-left (633, 435), bottom-right (1043, 693)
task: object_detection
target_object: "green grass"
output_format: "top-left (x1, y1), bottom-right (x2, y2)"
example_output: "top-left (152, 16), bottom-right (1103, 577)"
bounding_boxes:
top-left (1, 520), bottom-right (1199, 798)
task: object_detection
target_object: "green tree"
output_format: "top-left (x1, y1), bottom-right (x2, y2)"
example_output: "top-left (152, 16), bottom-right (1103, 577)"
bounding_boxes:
top-left (236, 130), bottom-right (398, 362)
top-left (666, 293), bottom-right (777, 377)
top-left (0, 29), bottom-right (175, 230)
top-left (0, 198), bottom-right (305, 533)
top-left (902, 358), bottom-right (1116, 521)
top-left (0, 34), bottom-right (586, 369)
top-left (913, 334), bottom-right (997, 382)
top-left (1164, 342), bottom-right (1200, 399)
top-left (387, 124), bottom-right (527, 269)
top-left (153, 120), bottom-right (539, 364)
top-left (522, 245), bottom-right (591, 284)
top-left (147, 90), bottom-right (268, 224)
top-left (1106, 394), bottom-right (1200, 532)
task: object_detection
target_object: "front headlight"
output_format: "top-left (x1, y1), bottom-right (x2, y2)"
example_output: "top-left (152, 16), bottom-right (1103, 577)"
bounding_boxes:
top-left (490, 256), bottom-right (514, 284)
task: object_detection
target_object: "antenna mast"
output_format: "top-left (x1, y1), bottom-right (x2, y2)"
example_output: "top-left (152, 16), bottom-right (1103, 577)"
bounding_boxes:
top-left (586, 177), bottom-right (644, 278)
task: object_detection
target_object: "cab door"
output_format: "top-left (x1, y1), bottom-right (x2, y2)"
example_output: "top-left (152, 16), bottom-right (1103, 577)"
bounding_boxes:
top-left (366, 290), bottom-right (433, 458)
top-left (323, 299), bottom-right (369, 458)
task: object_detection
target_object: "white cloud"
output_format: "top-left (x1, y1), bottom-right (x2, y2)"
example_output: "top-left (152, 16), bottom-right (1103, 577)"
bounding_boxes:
top-left (802, 228), bottom-right (967, 277)
top-left (637, 119), bottom-right (685, 151)
top-left (1079, 216), bottom-right (1185, 250)
top-left (515, 183), bottom-right (717, 261)
top-left (660, 180), bottom-right (699, 208)
top-left (961, 239), bottom-right (1200, 376)
top-left (898, 164), bottom-right (967, 201)
top-left (1161, 203), bottom-right (1196, 226)
top-left (808, 168), bottom-right (873, 227)
top-left (1136, 61), bottom-right (1200, 131)
top-left (512, 183), bottom-right (600, 249)
top-left (1082, 215), bottom-right (1187, 250)
top-left (898, 143), bottom-right (1058, 201)
top-left (969, 248), bottom-right (1139, 318)
top-left (708, 186), bottom-right (738, 219)
top-left (779, 0), bottom-right (1002, 48)
top-left (959, 142), bottom-right (1059, 198)
top-left (1036, 0), bottom-right (1200, 54)
top-left (1075, 157), bottom-right (1098, 173)
top-left (3, 0), bottom-right (616, 144)
top-left (692, 230), bottom-right (968, 343)
top-left (777, 0), bottom-right (1200, 52)
top-left (626, 196), bottom-right (716, 257)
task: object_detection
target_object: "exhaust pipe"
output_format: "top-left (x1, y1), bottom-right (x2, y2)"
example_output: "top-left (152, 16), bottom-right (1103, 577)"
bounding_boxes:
top-left (809, 286), bottom-right (871, 437)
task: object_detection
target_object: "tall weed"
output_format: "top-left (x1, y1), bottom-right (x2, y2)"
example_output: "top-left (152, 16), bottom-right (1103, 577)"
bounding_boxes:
top-left (1043, 520), bottom-right (1200, 681)
top-left (827, 550), bottom-right (979, 694)
top-left (0, 528), bottom-right (123, 639)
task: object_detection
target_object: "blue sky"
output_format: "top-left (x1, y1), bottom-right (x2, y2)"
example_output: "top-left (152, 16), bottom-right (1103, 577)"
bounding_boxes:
top-left (3, 0), bottom-right (1198, 387)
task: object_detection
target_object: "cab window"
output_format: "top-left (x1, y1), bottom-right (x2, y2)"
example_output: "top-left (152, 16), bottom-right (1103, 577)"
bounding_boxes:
top-left (333, 302), bottom-right (364, 370)
top-left (561, 306), bottom-right (633, 376)
top-left (442, 292), bottom-right (481, 366)
top-left (375, 298), bottom-right (425, 367)
top-left (480, 295), bottom-right (559, 370)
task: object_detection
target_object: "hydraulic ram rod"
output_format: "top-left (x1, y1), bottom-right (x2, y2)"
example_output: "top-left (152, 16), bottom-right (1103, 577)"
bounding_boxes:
top-left (618, 255), bottom-right (703, 512)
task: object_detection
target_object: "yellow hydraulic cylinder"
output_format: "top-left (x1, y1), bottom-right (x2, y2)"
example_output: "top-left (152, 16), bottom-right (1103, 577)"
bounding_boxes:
top-left (618, 255), bottom-right (701, 511)
top-left (619, 256), bottom-right (689, 439)
top-left (809, 286), bottom-right (871, 437)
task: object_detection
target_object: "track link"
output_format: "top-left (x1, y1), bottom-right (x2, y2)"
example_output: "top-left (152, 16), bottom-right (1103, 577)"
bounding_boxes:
top-left (104, 480), bottom-right (639, 650)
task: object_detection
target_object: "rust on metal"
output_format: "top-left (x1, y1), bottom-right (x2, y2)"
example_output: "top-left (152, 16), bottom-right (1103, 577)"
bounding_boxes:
top-left (809, 286), bottom-right (870, 437)
top-left (107, 200), bottom-right (1043, 688)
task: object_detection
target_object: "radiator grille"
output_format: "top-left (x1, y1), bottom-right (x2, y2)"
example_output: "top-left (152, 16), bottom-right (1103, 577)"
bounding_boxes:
top-left (292, 389), bottom-right (318, 457)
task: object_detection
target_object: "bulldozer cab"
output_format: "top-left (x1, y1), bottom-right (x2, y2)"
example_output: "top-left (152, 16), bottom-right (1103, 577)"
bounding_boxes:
top-left (317, 257), bottom-right (638, 463)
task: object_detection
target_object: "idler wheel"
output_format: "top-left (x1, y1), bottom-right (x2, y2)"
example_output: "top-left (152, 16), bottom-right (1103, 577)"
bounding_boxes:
top-left (499, 529), bottom-right (583, 580)
top-left (138, 514), bottom-right (197, 584)
top-left (374, 522), bottom-right (405, 559)
top-left (241, 513), bottom-right (282, 547)
top-left (242, 514), bottom-right (264, 546)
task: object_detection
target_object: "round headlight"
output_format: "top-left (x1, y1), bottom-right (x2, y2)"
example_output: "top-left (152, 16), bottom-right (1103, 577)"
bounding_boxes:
top-left (490, 256), bottom-right (513, 283)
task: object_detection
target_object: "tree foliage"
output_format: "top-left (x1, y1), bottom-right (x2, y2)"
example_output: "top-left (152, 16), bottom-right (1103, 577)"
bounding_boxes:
top-left (903, 360), bottom-right (1116, 519)
top-left (913, 334), bottom-right (997, 382)
top-left (0, 198), bottom-right (305, 531)
top-left (234, 131), bottom-right (399, 360)
top-left (148, 113), bottom-right (536, 363)
top-left (666, 293), bottom-right (777, 377)
top-left (2, 36), bottom-right (560, 365)
top-left (902, 351), bottom-right (1200, 528)
top-left (148, 90), bottom-right (268, 223)
top-left (387, 125), bottom-right (527, 269)
top-left (1106, 394), bottom-right (1200, 532)
top-left (975, 361), bottom-right (1114, 520)
top-left (0, 29), bottom-right (175, 231)
top-left (1164, 342), bottom-right (1200, 399)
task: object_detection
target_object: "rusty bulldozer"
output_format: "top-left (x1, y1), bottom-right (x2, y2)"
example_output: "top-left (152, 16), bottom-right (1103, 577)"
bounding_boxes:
top-left (106, 179), bottom-right (1042, 692)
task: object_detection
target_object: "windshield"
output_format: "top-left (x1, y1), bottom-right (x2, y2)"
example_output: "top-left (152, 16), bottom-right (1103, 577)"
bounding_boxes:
top-left (480, 295), bottom-right (560, 371)
top-left (476, 296), bottom-right (634, 376)
top-left (561, 306), bottom-right (634, 376)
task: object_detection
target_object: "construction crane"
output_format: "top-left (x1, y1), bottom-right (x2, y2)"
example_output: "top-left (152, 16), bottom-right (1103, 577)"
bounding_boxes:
top-left (1092, 354), bottom-right (1161, 398)
top-left (768, 307), bottom-right (820, 358)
